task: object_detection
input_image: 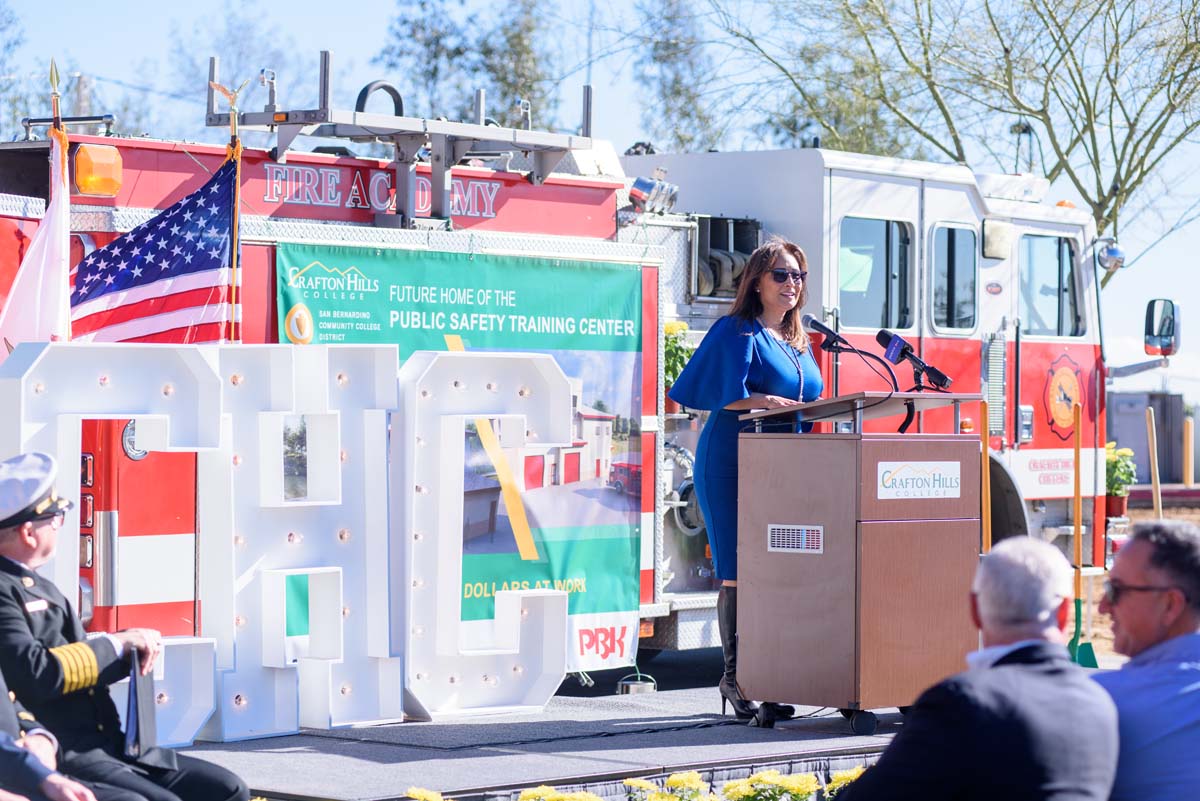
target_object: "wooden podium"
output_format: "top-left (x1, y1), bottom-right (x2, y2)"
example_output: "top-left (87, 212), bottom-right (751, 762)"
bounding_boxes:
top-left (736, 392), bottom-right (982, 732)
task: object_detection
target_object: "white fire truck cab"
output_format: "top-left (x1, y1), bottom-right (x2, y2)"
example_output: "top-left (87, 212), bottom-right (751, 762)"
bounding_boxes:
top-left (625, 146), bottom-right (1180, 589)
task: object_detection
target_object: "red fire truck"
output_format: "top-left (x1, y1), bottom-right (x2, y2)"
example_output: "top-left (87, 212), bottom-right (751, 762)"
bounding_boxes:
top-left (0, 55), bottom-right (1179, 658)
top-left (625, 148), bottom-right (1181, 633)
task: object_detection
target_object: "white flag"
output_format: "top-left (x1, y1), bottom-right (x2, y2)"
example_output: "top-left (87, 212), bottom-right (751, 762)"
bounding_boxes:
top-left (0, 126), bottom-right (71, 360)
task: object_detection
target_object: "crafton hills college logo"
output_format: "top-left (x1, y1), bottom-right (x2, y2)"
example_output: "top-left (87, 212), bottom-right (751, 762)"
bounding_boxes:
top-left (284, 303), bottom-right (314, 344)
top-left (1044, 353), bottom-right (1083, 441)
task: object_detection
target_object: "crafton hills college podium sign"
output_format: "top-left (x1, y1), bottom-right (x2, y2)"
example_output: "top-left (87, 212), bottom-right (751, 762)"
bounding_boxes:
top-left (736, 392), bottom-right (983, 731)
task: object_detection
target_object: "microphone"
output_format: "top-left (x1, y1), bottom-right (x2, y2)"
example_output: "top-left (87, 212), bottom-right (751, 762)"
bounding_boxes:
top-left (875, 329), bottom-right (953, 390)
top-left (800, 314), bottom-right (899, 391)
top-left (875, 329), bottom-right (912, 365)
top-left (801, 313), bottom-right (849, 351)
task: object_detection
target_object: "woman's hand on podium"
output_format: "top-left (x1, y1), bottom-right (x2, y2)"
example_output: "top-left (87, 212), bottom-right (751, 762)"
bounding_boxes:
top-left (725, 393), bottom-right (803, 411)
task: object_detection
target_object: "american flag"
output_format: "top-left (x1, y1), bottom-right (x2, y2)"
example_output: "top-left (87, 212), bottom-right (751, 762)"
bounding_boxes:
top-left (70, 158), bottom-right (239, 343)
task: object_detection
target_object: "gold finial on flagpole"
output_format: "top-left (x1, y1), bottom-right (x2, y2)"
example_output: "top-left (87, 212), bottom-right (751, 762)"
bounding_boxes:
top-left (49, 59), bottom-right (62, 127)
top-left (207, 77), bottom-right (248, 342)
top-left (208, 78), bottom-right (250, 141)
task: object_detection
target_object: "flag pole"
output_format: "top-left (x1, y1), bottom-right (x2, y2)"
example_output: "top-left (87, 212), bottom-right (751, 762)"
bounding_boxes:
top-left (211, 79), bottom-right (247, 343)
top-left (48, 60), bottom-right (69, 343)
top-left (227, 134), bottom-right (242, 343)
top-left (49, 59), bottom-right (62, 130)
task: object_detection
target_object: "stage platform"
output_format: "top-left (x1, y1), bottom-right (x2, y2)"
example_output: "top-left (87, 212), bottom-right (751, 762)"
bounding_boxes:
top-left (182, 649), bottom-right (891, 801)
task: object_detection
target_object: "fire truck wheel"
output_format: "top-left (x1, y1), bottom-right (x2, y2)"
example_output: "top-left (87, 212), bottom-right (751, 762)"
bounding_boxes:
top-left (612, 480), bottom-right (624, 494)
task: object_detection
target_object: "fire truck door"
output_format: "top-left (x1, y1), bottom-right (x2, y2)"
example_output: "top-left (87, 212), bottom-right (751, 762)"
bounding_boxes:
top-left (828, 170), bottom-right (919, 428)
top-left (1014, 234), bottom-right (1094, 453)
top-left (79, 419), bottom-right (199, 636)
top-left (918, 185), bottom-right (984, 434)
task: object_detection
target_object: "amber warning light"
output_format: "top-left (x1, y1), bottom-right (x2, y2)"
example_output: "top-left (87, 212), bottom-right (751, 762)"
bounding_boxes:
top-left (73, 144), bottom-right (122, 197)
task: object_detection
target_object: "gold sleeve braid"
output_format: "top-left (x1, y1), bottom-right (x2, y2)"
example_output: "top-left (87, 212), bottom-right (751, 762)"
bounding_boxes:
top-left (17, 711), bottom-right (34, 721)
top-left (48, 642), bottom-right (99, 694)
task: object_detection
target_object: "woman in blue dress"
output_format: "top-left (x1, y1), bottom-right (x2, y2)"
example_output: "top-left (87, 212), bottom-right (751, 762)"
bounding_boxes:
top-left (668, 238), bottom-right (823, 724)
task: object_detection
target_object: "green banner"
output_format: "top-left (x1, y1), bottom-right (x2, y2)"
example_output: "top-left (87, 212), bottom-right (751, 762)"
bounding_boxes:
top-left (276, 242), bottom-right (644, 628)
top-left (277, 243), bottom-right (641, 352)
top-left (462, 528), bottom-right (641, 620)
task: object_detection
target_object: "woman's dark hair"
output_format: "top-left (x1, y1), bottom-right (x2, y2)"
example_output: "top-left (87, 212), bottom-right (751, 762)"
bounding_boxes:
top-left (1132, 520), bottom-right (1200, 611)
top-left (727, 237), bottom-right (810, 352)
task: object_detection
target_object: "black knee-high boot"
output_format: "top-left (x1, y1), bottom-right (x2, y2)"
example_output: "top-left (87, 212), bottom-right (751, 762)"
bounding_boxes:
top-left (717, 585), bottom-right (758, 719)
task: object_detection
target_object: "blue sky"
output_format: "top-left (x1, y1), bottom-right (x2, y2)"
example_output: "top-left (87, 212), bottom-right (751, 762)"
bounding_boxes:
top-left (14, 0), bottom-right (1200, 402)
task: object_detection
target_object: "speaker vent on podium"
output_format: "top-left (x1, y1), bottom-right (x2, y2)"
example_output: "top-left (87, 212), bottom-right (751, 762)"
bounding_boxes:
top-left (767, 524), bottom-right (824, 554)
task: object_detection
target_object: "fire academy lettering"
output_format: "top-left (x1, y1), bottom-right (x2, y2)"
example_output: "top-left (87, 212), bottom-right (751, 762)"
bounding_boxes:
top-left (261, 163), bottom-right (501, 218)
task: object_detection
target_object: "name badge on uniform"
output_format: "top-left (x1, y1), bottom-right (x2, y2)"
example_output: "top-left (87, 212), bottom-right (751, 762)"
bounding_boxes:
top-left (24, 599), bottom-right (48, 613)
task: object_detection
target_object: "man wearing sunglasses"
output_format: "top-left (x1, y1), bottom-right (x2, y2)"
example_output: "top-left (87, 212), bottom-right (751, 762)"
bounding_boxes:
top-left (1094, 520), bottom-right (1200, 801)
top-left (0, 453), bottom-right (249, 801)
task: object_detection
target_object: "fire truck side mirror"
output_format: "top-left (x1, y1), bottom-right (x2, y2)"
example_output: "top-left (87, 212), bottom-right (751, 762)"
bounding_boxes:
top-left (1145, 299), bottom-right (1180, 356)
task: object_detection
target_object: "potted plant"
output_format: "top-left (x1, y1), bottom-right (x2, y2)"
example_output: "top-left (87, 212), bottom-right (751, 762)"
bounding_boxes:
top-left (663, 321), bottom-right (692, 414)
top-left (1105, 441), bottom-right (1137, 517)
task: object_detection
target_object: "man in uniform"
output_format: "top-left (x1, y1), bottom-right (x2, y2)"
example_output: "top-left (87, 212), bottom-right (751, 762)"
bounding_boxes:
top-left (1, 667), bottom-right (97, 801)
top-left (0, 452), bottom-right (249, 801)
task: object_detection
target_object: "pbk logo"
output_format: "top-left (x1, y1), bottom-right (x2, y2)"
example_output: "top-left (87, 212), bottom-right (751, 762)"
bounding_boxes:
top-left (579, 626), bottom-right (627, 659)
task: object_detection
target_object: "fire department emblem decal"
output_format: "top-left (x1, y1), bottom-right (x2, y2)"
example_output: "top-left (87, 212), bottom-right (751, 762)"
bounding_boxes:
top-left (1044, 354), bottom-right (1083, 441)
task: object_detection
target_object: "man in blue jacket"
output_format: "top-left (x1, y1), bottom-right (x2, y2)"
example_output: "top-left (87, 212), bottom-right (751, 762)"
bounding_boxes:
top-left (1094, 519), bottom-right (1200, 801)
top-left (1, 667), bottom-right (96, 801)
top-left (839, 536), bottom-right (1117, 801)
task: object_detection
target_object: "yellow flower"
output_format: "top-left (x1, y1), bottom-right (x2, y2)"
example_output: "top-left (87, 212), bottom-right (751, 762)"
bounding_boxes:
top-left (664, 321), bottom-right (689, 337)
top-left (1116, 447), bottom-right (1134, 457)
top-left (777, 774), bottom-right (818, 797)
top-left (825, 767), bottom-right (865, 797)
top-left (719, 780), bottom-right (752, 801)
top-left (746, 770), bottom-right (782, 785)
top-left (557, 793), bottom-right (604, 801)
top-left (518, 786), bottom-right (558, 801)
top-left (665, 772), bottom-right (706, 791)
top-left (647, 792), bottom-right (678, 801)
top-left (624, 779), bottom-right (659, 792)
top-left (407, 789), bottom-right (444, 801)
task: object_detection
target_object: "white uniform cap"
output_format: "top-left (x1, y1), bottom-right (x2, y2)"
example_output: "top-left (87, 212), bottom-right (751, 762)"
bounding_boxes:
top-left (0, 452), bottom-right (73, 529)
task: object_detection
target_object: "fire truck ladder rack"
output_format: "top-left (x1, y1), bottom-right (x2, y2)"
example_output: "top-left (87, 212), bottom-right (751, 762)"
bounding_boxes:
top-left (205, 51), bottom-right (595, 229)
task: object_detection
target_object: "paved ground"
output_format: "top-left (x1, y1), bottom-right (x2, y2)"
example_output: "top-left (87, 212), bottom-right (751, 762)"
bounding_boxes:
top-left (183, 649), bottom-right (890, 801)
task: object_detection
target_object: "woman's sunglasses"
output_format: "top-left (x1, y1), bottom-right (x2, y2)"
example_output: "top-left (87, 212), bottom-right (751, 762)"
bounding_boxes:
top-left (767, 268), bottom-right (807, 284)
